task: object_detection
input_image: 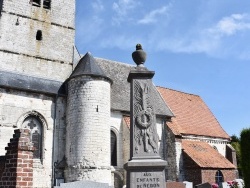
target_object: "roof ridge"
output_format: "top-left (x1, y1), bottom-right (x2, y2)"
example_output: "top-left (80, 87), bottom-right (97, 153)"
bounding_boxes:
top-left (157, 86), bottom-right (200, 97)
top-left (95, 57), bottom-right (136, 68)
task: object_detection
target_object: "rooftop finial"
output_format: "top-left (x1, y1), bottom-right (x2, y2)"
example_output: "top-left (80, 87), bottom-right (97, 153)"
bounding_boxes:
top-left (132, 44), bottom-right (147, 67)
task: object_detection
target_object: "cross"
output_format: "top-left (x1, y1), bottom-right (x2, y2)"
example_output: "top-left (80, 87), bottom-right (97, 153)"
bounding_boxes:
top-left (28, 120), bottom-right (36, 129)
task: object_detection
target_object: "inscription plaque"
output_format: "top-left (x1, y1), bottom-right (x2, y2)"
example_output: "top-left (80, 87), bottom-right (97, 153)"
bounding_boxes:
top-left (135, 172), bottom-right (161, 188)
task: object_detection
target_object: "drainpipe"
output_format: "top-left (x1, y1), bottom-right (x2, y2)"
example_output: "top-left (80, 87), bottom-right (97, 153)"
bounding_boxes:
top-left (51, 94), bottom-right (58, 187)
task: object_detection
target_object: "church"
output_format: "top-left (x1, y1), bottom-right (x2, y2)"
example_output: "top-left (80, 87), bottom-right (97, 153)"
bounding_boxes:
top-left (0, 0), bottom-right (237, 187)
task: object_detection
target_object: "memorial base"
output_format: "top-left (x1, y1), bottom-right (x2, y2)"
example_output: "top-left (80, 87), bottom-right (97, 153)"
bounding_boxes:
top-left (124, 159), bottom-right (167, 188)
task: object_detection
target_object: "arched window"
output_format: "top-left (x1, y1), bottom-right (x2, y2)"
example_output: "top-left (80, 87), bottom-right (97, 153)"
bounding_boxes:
top-left (215, 170), bottom-right (224, 185)
top-left (22, 116), bottom-right (43, 159)
top-left (111, 130), bottom-right (117, 166)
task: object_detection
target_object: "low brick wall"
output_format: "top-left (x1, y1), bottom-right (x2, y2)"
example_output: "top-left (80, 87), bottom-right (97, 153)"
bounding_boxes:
top-left (0, 129), bottom-right (34, 188)
top-left (0, 156), bottom-right (6, 178)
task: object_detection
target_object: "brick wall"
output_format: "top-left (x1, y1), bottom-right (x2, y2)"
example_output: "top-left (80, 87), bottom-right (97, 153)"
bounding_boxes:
top-left (183, 152), bottom-right (237, 185)
top-left (0, 156), bottom-right (5, 178)
top-left (0, 129), bottom-right (34, 188)
top-left (0, 87), bottom-right (64, 187)
top-left (201, 169), bottom-right (237, 184)
top-left (182, 152), bottom-right (202, 185)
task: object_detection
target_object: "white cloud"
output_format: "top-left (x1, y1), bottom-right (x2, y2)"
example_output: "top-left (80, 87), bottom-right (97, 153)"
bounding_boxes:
top-left (210, 14), bottom-right (250, 36)
top-left (112, 0), bottom-right (138, 15)
top-left (92, 0), bottom-right (104, 12)
top-left (112, 0), bottom-right (140, 25)
top-left (153, 13), bottom-right (250, 59)
top-left (138, 6), bottom-right (171, 24)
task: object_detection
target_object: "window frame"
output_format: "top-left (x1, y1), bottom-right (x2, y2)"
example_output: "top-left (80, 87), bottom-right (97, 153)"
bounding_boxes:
top-left (215, 170), bottom-right (224, 185)
top-left (17, 111), bottom-right (48, 163)
top-left (111, 130), bottom-right (118, 167)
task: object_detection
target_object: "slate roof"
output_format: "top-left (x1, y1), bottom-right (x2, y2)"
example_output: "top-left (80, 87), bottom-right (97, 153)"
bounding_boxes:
top-left (95, 58), bottom-right (173, 117)
top-left (157, 87), bottom-right (230, 139)
top-left (182, 140), bottom-right (236, 168)
top-left (0, 70), bottom-right (64, 96)
top-left (69, 53), bottom-right (112, 83)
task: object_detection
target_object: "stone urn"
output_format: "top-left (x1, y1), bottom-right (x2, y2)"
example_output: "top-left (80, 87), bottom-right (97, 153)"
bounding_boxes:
top-left (132, 44), bottom-right (147, 66)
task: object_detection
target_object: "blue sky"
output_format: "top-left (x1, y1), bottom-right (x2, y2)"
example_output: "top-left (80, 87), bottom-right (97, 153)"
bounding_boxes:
top-left (75, 0), bottom-right (250, 137)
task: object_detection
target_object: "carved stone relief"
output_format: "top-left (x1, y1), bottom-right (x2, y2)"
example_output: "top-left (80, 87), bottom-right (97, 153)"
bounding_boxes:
top-left (133, 80), bottom-right (158, 156)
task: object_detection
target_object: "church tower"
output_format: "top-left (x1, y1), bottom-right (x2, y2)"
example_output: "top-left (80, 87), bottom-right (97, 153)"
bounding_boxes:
top-left (65, 53), bottom-right (113, 185)
top-left (0, 1), bottom-right (76, 187)
top-left (0, 0), bottom-right (75, 81)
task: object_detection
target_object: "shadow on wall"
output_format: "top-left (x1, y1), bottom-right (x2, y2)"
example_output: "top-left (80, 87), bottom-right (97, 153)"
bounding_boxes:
top-left (0, 0), bottom-right (3, 15)
top-left (0, 156), bottom-right (6, 178)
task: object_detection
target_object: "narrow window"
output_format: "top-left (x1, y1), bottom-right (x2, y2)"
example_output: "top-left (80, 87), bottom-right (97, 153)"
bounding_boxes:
top-left (31, 0), bottom-right (41, 7)
top-left (36, 30), bottom-right (42, 41)
top-left (0, 0), bottom-right (3, 15)
top-left (111, 130), bottom-right (117, 166)
top-left (22, 116), bottom-right (43, 159)
top-left (43, 0), bottom-right (51, 9)
top-left (215, 170), bottom-right (224, 185)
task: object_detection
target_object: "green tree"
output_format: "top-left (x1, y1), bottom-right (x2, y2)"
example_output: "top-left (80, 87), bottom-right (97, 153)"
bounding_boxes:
top-left (231, 135), bottom-right (242, 177)
top-left (240, 128), bottom-right (250, 188)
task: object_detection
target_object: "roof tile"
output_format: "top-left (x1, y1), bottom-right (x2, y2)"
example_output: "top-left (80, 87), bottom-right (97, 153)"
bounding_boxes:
top-left (157, 87), bottom-right (229, 139)
top-left (182, 140), bottom-right (236, 168)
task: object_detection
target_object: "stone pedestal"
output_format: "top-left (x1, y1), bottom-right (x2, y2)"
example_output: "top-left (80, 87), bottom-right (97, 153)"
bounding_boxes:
top-left (125, 159), bottom-right (167, 188)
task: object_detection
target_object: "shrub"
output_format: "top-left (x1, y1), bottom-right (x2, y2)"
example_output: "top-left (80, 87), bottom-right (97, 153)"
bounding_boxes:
top-left (240, 128), bottom-right (250, 188)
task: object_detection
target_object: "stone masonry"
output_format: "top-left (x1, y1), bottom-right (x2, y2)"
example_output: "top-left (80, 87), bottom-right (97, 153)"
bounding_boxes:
top-left (65, 77), bottom-right (112, 184)
top-left (0, 129), bottom-right (34, 188)
top-left (0, 0), bottom-right (75, 81)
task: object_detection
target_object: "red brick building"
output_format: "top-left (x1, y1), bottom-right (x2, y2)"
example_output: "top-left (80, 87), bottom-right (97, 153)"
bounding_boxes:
top-left (157, 87), bottom-right (237, 185)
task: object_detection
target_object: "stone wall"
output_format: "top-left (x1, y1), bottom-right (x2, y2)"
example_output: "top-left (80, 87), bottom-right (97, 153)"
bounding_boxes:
top-left (110, 112), bottom-right (126, 187)
top-left (110, 112), bottom-right (125, 169)
top-left (226, 144), bottom-right (237, 166)
top-left (0, 129), bottom-right (34, 188)
top-left (0, 87), bottom-right (66, 187)
top-left (165, 126), bottom-right (178, 181)
top-left (122, 117), bottom-right (130, 168)
top-left (0, 0), bottom-right (75, 81)
top-left (65, 77), bottom-right (112, 184)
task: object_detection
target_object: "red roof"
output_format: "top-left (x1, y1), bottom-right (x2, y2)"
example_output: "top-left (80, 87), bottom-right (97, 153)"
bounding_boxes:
top-left (182, 140), bottom-right (236, 168)
top-left (157, 87), bottom-right (229, 139)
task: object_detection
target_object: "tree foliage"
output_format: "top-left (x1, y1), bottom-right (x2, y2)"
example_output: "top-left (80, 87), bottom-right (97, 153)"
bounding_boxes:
top-left (240, 128), bottom-right (250, 188)
top-left (231, 135), bottom-right (242, 177)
